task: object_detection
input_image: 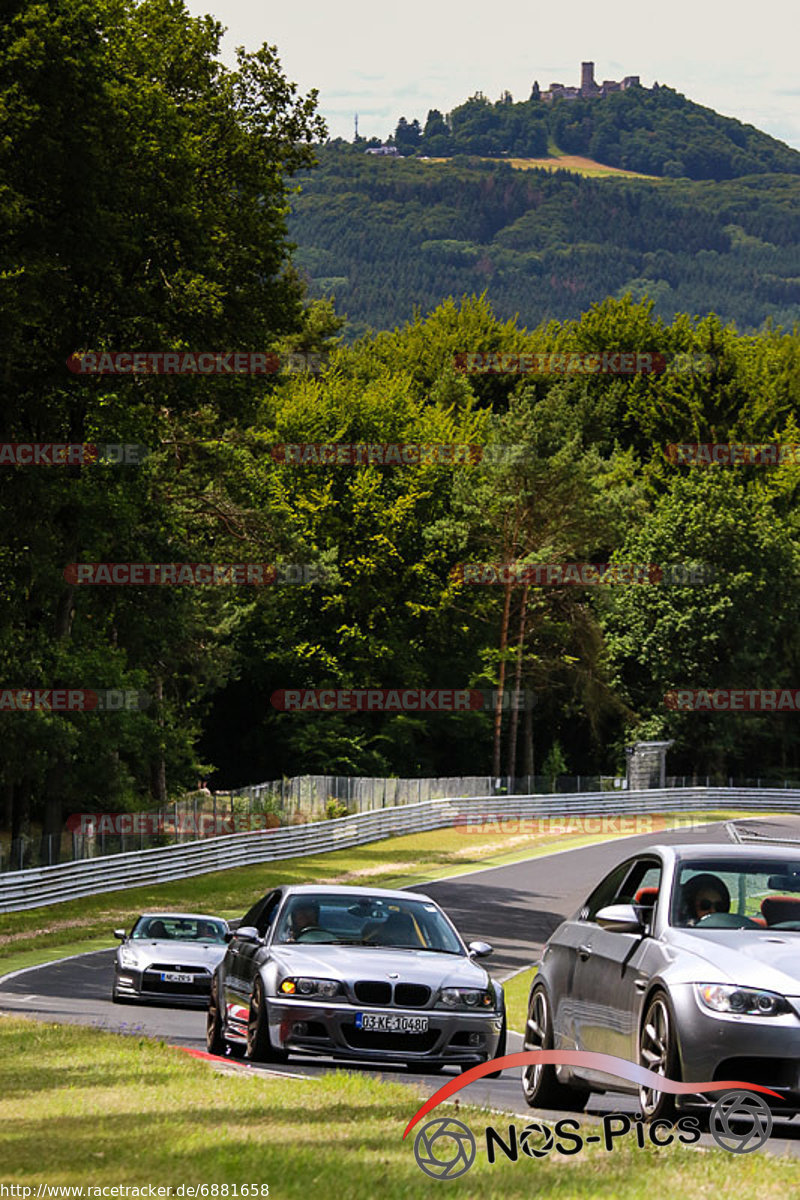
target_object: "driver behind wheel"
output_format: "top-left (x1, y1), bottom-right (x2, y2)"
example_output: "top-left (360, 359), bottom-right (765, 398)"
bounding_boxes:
top-left (287, 900), bottom-right (322, 941)
top-left (679, 873), bottom-right (730, 925)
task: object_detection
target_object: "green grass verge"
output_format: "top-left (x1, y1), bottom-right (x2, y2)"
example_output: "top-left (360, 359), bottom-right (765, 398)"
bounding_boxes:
top-left (0, 810), bottom-right (760, 976)
top-left (0, 1017), bottom-right (795, 1196)
top-left (503, 965), bottom-right (539, 1034)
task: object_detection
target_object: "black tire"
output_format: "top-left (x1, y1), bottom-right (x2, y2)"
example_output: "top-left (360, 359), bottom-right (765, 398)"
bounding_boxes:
top-left (206, 976), bottom-right (226, 1056)
top-left (246, 978), bottom-right (288, 1064)
top-left (638, 991), bottom-right (679, 1122)
top-left (484, 1016), bottom-right (507, 1078)
top-left (522, 985), bottom-right (589, 1111)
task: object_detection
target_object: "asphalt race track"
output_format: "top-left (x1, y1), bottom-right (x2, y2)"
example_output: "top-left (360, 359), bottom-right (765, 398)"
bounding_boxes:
top-left (4, 815), bottom-right (800, 1156)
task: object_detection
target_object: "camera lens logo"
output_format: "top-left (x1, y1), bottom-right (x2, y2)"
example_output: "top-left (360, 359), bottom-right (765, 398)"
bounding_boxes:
top-left (519, 1120), bottom-right (555, 1158)
top-left (414, 1117), bottom-right (476, 1179)
top-left (710, 1091), bottom-right (773, 1153)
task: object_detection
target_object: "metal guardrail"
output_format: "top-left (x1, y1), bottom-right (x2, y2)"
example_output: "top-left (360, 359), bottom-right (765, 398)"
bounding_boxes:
top-left (1, 786), bottom-right (799, 913)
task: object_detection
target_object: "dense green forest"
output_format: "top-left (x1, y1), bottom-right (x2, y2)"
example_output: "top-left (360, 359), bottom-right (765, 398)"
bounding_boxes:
top-left (387, 84), bottom-right (800, 180)
top-left (3, 0), bottom-right (800, 855)
top-left (289, 149), bottom-right (800, 338)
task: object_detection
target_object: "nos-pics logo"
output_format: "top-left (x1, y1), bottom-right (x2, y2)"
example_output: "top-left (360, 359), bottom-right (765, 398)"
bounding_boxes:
top-left (413, 1092), bottom-right (772, 1180)
top-left (404, 1050), bottom-right (779, 1180)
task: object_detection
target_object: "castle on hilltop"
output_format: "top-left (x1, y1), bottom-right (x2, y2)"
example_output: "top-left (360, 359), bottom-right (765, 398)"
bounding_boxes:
top-left (541, 62), bottom-right (641, 103)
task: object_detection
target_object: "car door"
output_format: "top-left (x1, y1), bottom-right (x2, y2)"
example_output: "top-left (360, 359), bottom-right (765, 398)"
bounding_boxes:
top-left (224, 890), bottom-right (283, 1023)
top-left (570, 858), bottom-right (661, 1062)
top-left (546, 859), bottom-right (633, 1052)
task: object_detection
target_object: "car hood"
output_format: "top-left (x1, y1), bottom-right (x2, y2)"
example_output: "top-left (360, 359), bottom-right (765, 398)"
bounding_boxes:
top-left (269, 944), bottom-right (491, 988)
top-left (121, 940), bottom-right (227, 967)
top-left (666, 928), bottom-right (800, 993)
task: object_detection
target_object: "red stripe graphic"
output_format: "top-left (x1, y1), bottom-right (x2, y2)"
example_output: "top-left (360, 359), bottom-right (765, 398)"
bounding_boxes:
top-left (402, 1050), bottom-right (783, 1138)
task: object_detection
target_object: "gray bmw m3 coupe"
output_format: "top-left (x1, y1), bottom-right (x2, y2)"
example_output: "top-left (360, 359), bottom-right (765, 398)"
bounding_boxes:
top-left (522, 843), bottom-right (800, 1119)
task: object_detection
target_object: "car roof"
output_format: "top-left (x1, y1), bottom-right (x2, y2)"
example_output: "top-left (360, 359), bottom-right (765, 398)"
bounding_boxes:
top-left (641, 843), bottom-right (800, 862)
top-left (280, 884), bottom-right (435, 903)
top-left (137, 912), bottom-right (229, 922)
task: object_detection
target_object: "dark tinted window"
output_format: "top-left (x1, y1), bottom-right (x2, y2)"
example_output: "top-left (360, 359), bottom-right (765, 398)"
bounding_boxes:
top-left (240, 892), bottom-right (275, 930)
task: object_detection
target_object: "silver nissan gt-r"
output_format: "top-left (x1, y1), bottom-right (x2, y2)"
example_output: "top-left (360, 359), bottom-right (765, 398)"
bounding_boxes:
top-left (522, 843), bottom-right (800, 1119)
top-left (206, 884), bottom-right (506, 1072)
top-left (112, 912), bottom-right (230, 1005)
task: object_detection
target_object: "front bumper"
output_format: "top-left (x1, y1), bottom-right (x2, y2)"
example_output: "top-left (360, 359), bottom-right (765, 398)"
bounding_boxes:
top-left (264, 996), bottom-right (504, 1064)
top-left (114, 965), bottom-right (212, 1007)
top-left (672, 984), bottom-right (800, 1106)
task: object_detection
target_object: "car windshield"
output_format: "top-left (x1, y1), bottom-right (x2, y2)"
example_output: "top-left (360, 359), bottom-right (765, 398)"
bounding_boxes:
top-left (132, 916), bottom-right (227, 943)
top-left (671, 859), bottom-right (800, 929)
top-left (273, 894), bottom-right (464, 952)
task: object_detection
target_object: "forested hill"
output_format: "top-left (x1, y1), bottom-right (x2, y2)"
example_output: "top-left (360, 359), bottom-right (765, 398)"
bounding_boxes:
top-left (388, 85), bottom-right (800, 181)
top-left (288, 151), bottom-right (800, 339)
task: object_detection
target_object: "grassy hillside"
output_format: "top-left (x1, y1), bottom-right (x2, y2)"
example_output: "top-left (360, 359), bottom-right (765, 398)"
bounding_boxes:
top-left (395, 84), bottom-right (800, 181)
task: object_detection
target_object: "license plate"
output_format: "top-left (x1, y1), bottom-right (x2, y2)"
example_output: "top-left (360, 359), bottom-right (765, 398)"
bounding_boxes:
top-left (161, 972), bottom-right (194, 984)
top-left (355, 1013), bottom-right (429, 1033)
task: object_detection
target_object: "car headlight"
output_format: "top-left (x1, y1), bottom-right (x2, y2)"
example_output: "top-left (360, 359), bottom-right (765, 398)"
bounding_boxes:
top-left (279, 977), bottom-right (341, 998)
top-left (696, 983), bottom-right (789, 1016)
top-left (118, 947), bottom-right (138, 968)
top-left (437, 987), bottom-right (495, 1010)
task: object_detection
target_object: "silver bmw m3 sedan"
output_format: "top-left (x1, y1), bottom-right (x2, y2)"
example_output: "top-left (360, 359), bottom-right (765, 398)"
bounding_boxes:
top-left (207, 884), bottom-right (506, 1073)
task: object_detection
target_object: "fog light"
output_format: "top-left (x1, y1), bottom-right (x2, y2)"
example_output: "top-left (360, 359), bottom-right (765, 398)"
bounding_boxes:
top-left (293, 1022), bottom-right (308, 1036)
top-left (467, 1032), bottom-right (483, 1047)
top-left (118, 975), bottom-right (133, 985)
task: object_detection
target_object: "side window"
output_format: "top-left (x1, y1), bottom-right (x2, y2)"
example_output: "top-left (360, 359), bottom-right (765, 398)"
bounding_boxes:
top-left (581, 862), bottom-right (632, 921)
top-left (240, 894), bottom-right (270, 930)
top-left (619, 861), bottom-right (662, 924)
top-left (256, 892), bottom-right (283, 937)
top-left (618, 862), bottom-right (661, 905)
top-left (581, 860), bottom-right (662, 922)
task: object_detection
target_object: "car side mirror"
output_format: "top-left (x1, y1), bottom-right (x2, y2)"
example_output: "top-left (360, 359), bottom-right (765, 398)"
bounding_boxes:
top-left (468, 941), bottom-right (493, 958)
top-left (113, 929), bottom-right (126, 940)
top-left (595, 904), bottom-right (645, 934)
top-left (234, 925), bottom-right (262, 944)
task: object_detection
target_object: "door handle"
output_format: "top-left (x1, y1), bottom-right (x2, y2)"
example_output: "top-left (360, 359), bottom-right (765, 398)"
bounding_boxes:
top-left (578, 944), bottom-right (593, 960)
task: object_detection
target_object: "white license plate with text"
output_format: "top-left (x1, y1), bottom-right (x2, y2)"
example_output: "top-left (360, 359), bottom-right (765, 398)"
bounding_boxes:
top-left (355, 1013), bottom-right (428, 1033)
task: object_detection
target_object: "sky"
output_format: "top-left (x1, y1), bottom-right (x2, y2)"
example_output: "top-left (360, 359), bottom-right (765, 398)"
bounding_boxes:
top-left (185, 0), bottom-right (800, 151)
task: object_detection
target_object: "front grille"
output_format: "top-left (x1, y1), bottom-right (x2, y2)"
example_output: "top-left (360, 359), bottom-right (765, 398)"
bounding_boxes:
top-left (354, 980), bottom-right (392, 1005)
top-left (394, 983), bottom-right (430, 1008)
top-left (148, 963), bottom-right (211, 974)
top-left (342, 1023), bottom-right (439, 1053)
top-left (142, 966), bottom-right (211, 995)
